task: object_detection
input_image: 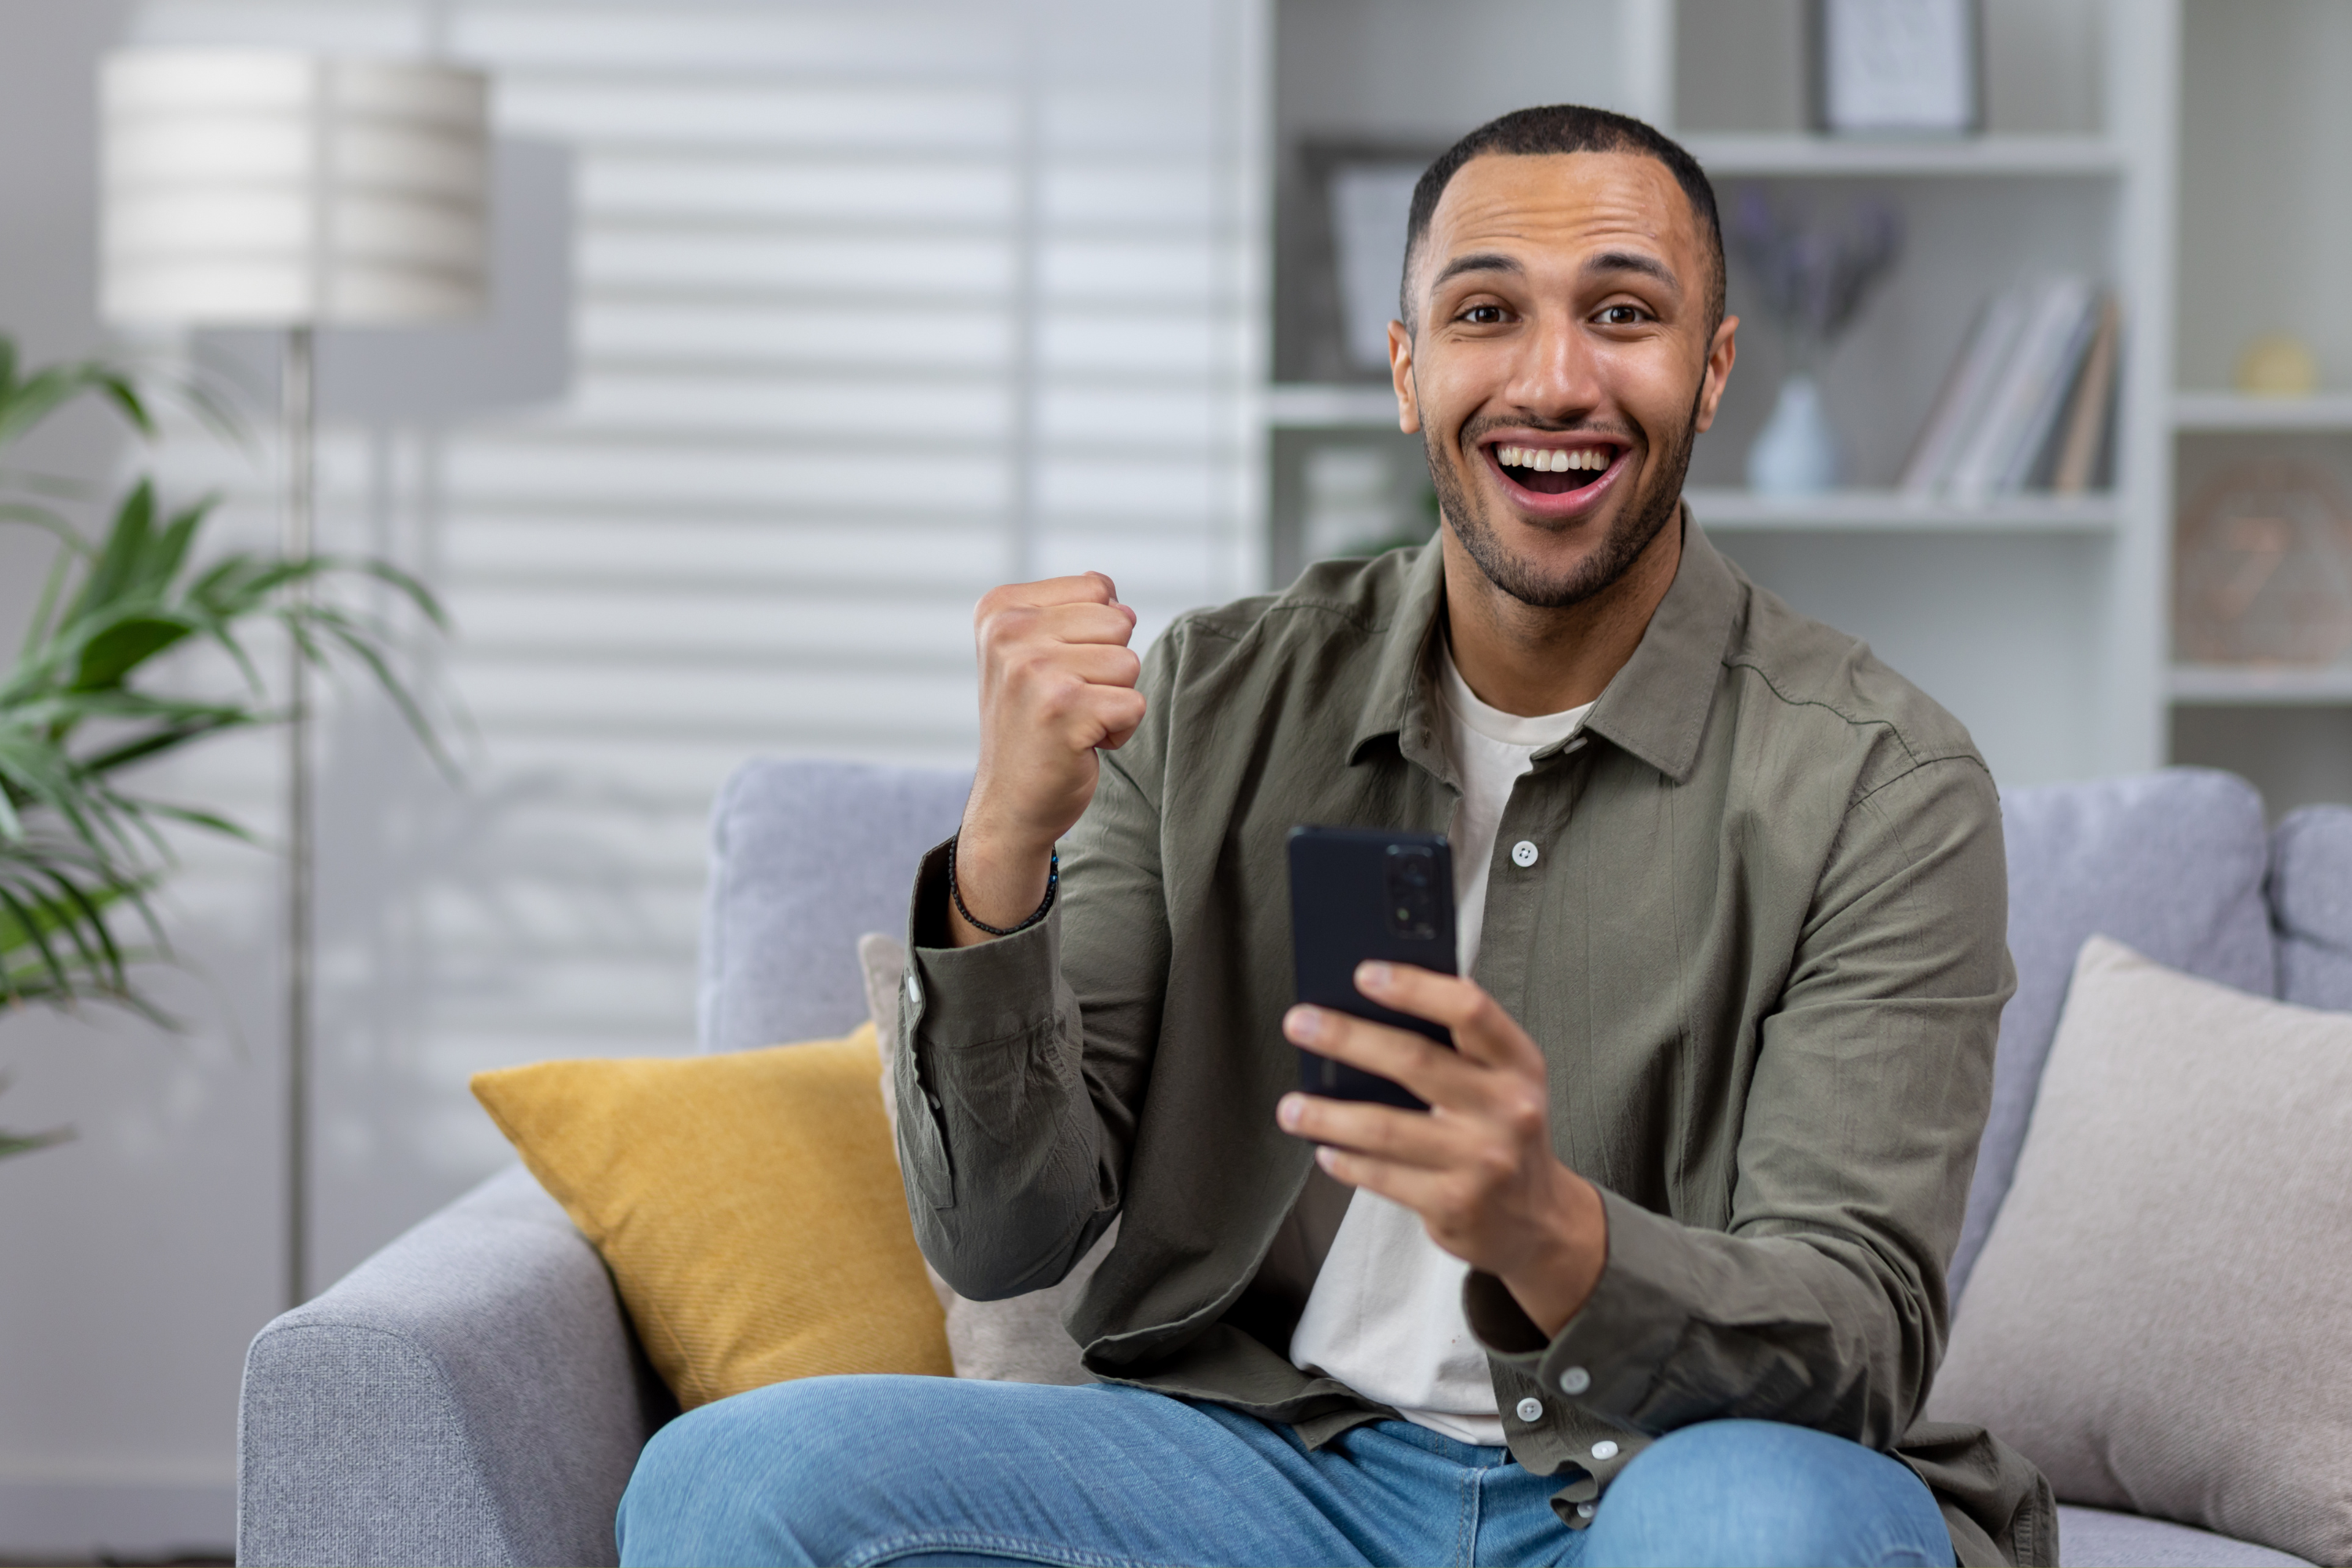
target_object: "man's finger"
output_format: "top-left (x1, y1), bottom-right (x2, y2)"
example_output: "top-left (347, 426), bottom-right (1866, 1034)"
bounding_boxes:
top-left (1282, 1004), bottom-right (1494, 1111)
top-left (1035, 601), bottom-right (1142, 647)
top-left (1353, 963), bottom-right (1548, 1076)
top-left (988, 572), bottom-right (1120, 610)
top-left (1276, 1091), bottom-right (1472, 1170)
top-left (1313, 1145), bottom-right (1461, 1224)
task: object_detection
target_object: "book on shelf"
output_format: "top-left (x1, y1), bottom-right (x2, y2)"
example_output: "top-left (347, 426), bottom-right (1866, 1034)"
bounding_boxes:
top-left (1899, 276), bottom-right (2118, 501)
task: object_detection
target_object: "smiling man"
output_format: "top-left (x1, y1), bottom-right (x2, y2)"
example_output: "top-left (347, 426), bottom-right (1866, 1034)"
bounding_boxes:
top-left (619, 106), bottom-right (2053, 1568)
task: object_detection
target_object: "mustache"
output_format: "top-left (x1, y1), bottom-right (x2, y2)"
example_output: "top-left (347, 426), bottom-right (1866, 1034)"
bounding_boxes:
top-left (1457, 415), bottom-right (1639, 448)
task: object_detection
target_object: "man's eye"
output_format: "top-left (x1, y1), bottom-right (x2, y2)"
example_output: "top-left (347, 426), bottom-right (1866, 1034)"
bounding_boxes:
top-left (1597, 304), bottom-right (1648, 326)
top-left (1461, 304), bottom-right (1505, 325)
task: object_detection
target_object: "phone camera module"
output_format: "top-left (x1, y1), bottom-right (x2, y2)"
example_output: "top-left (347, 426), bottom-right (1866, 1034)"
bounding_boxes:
top-left (1383, 844), bottom-right (1440, 941)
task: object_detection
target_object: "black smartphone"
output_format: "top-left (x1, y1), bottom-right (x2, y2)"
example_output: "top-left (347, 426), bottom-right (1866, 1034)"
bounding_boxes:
top-left (1286, 825), bottom-right (1458, 1110)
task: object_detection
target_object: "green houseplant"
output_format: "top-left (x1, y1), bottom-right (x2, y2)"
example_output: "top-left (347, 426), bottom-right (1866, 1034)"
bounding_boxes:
top-left (0, 336), bottom-right (448, 1157)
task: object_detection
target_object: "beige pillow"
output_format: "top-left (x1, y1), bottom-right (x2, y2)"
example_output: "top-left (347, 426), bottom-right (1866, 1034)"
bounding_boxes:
top-left (859, 931), bottom-right (1110, 1385)
top-left (1926, 936), bottom-right (2352, 1566)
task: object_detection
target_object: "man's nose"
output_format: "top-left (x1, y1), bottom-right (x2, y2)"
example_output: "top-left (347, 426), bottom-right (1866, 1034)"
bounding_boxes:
top-left (1500, 310), bottom-right (1604, 418)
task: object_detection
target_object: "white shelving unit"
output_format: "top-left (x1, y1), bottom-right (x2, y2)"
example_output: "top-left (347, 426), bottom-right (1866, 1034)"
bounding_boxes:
top-left (1254, 0), bottom-right (2352, 812)
top-left (2163, 0), bottom-right (2352, 815)
top-left (1255, 0), bottom-right (2174, 792)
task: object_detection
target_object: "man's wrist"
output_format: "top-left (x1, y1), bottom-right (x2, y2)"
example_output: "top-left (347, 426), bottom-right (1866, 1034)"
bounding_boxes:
top-left (946, 827), bottom-right (1057, 945)
top-left (1497, 1166), bottom-right (1610, 1338)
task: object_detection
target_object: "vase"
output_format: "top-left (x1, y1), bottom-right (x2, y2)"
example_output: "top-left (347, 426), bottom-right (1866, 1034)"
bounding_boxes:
top-left (1746, 372), bottom-right (1840, 496)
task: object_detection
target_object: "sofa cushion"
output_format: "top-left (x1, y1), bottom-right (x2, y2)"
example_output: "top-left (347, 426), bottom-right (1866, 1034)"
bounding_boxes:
top-left (2058, 1505), bottom-right (2312, 1567)
top-left (699, 758), bottom-right (971, 1052)
top-left (2271, 804), bottom-right (2352, 1012)
top-left (1927, 937), bottom-right (2352, 1567)
top-left (1957, 769), bottom-right (2275, 1298)
top-left (470, 1025), bottom-right (953, 1409)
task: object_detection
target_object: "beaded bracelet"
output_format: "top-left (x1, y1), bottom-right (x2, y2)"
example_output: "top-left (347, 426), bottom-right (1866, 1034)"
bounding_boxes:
top-left (947, 837), bottom-right (1058, 937)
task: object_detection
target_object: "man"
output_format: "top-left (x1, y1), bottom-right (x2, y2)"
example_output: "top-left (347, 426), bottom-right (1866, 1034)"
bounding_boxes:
top-left (619, 105), bottom-right (2053, 1567)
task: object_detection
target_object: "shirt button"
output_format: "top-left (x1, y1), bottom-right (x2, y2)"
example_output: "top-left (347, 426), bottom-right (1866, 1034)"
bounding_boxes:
top-left (1510, 839), bottom-right (1540, 868)
top-left (1515, 1396), bottom-right (1543, 1422)
top-left (1577, 1502), bottom-right (1596, 1519)
top-left (1591, 1439), bottom-right (1619, 1461)
top-left (1558, 1365), bottom-right (1591, 1395)
top-left (906, 971), bottom-right (922, 1007)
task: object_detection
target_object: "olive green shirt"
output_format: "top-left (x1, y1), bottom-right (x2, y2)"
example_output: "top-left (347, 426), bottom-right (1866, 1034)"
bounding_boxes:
top-left (895, 518), bottom-right (2056, 1566)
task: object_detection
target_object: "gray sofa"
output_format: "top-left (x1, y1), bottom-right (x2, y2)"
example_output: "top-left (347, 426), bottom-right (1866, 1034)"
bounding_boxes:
top-left (238, 760), bottom-right (2347, 1567)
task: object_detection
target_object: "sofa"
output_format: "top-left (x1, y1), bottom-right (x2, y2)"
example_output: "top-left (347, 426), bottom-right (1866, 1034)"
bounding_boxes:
top-left (236, 760), bottom-right (2346, 1567)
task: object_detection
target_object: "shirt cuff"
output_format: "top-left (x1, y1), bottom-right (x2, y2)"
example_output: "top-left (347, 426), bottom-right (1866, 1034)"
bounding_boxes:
top-left (903, 834), bottom-right (1065, 1051)
top-left (1464, 1187), bottom-right (1694, 1431)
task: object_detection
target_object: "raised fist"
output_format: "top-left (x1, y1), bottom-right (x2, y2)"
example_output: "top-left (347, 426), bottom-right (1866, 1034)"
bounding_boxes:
top-left (950, 572), bottom-right (1145, 943)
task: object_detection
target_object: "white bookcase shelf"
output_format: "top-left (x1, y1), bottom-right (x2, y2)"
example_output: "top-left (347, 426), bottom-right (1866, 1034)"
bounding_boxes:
top-left (2172, 392), bottom-right (2352, 433)
top-left (1265, 383), bottom-right (1397, 429)
top-left (1681, 134), bottom-right (2128, 179)
top-left (1686, 488), bottom-right (2118, 533)
top-left (2171, 664), bottom-right (2352, 705)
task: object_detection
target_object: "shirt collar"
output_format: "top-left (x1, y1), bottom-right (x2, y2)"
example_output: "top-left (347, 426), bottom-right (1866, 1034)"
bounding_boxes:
top-left (1348, 504), bottom-right (1740, 786)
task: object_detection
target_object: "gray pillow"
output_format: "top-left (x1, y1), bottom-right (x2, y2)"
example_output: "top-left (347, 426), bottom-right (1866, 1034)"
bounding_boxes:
top-left (1926, 936), bottom-right (2352, 1566)
top-left (858, 931), bottom-right (1108, 1386)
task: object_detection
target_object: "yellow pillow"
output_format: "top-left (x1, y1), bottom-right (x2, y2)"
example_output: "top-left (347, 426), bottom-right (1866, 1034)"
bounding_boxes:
top-left (470, 1022), bottom-right (952, 1409)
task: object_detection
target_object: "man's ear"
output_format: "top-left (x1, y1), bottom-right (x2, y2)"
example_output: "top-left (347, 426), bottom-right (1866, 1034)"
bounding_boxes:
top-left (1692, 314), bottom-right (1740, 434)
top-left (1388, 318), bottom-right (1421, 434)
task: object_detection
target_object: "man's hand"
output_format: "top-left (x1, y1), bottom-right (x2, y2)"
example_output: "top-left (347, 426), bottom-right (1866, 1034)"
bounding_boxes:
top-left (1276, 962), bottom-right (1607, 1336)
top-left (952, 573), bottom-right (1145, 945)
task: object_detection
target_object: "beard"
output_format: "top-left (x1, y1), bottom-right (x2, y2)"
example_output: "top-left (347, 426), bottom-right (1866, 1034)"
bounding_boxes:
top-left (1425, 386), bottom-right (1701, 611)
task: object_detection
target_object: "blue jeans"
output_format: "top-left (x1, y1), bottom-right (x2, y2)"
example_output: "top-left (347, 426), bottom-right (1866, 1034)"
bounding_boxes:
top-left (617, 1377), bottom-right (1953, 1567)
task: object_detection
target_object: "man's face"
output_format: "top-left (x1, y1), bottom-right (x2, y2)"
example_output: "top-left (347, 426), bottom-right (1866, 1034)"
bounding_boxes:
top-left (1390, 151), bottom-right (1737, 609)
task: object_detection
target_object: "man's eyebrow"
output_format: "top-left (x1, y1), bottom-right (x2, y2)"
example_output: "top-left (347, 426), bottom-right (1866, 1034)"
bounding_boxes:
top-left (1585, 249), bottom-right (1682, 296)
top-left (1428, 248), bottom-right (1686, 299)
top-left (1429, 251), bottom-right (1523, 292)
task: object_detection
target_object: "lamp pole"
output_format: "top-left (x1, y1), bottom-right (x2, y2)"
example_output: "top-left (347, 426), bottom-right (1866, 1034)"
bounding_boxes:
top-left (283, 322), bottom-right (315, 1312)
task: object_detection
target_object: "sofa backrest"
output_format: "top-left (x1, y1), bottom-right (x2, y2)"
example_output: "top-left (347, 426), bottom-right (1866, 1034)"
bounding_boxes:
top-left (698, 758), bottom-right (971, 1052)
top-left (695, 757), bottom-right (2323, 1305)
top-left (2271, 804), bottom-right (2352, 1011)
top-left (1954, 768), bottom-right (2278, 1301)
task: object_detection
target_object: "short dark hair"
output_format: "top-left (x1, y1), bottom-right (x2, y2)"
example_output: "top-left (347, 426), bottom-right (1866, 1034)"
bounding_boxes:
top-left (1400, 104), bottom-right (1724, 334)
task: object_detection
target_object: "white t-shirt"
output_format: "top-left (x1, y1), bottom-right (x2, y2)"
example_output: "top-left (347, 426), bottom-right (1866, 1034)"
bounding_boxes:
top-left (1287, 646), bottom-right (1591, 1445)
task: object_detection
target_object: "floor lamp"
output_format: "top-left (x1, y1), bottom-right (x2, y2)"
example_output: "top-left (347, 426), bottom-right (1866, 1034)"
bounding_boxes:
top-left (98, 50), bottom-right (488, 1310)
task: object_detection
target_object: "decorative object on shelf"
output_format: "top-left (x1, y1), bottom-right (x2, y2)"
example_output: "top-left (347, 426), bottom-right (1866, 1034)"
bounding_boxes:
top-left (1730, 190), bottom-right (1904, 495)
top-left (98, 48), bottom-right (488, 1308)
top-left (1328, 158), bottom-right (1424, 375)
top-left (1811, 0), bottom-right (1981, 137)
top-left (0, 338), bottom-right (450, 1162)
top-left (2174, 459), bottom-right (2352, 667)
top-left (1280, 141), bottom-right (1440, 384)
top-left (1901, 278), bottom-right (2118, 501)
top-left (2234, 333), bottom-right (2320, 399)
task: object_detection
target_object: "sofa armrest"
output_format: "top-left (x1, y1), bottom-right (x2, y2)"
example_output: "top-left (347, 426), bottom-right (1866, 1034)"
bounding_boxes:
top-left (238, 1165), bottom-right (674, 1567)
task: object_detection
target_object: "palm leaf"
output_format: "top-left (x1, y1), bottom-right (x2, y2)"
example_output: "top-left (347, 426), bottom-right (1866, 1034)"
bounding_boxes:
top-left (0, 332), bottom-right (455, 1040)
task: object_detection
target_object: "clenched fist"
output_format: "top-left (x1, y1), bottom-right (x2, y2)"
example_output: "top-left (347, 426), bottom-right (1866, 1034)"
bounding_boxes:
top-left (950, 572), bottom-right (1145, 945)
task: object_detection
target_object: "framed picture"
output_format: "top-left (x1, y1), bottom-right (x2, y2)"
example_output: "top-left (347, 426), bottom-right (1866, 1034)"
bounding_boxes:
top-left (1810, 0), bottom-right (1981, 136)
top-left (1275, 140), bottom-right (1440, 383)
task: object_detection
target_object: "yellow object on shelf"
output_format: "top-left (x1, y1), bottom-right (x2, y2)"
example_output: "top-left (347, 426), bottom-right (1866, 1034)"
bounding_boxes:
top-left (2234, 334), bottom-right (2321, 398)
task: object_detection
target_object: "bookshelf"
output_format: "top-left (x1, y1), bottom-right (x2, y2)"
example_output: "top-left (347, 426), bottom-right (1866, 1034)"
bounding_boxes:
top-left (1254, 0), bottom-right (2352, 815)
top-left (2165, 0), bottom-right (2352, 815)
top-left (1252, 0), bottom-right (2172, 793)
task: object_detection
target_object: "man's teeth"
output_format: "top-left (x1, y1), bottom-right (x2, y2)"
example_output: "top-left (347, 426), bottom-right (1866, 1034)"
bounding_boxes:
top-left (1497, 445), bottom-right (1610, 473)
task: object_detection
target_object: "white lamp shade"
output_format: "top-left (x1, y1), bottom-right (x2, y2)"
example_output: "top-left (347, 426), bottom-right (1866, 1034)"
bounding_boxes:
top-left (100, 50), bottom-right (490, 326)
